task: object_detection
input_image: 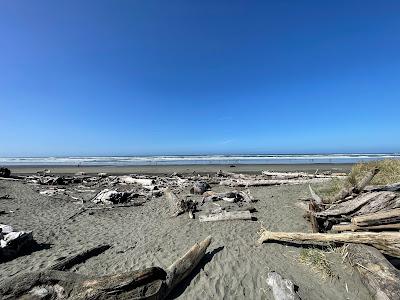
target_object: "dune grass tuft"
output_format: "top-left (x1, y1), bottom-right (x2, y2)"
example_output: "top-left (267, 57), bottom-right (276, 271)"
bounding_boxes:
top-left (348, 159), bottom-right (400, 185)
top-left (299, 248), bottom-right (335, 280)
top-left (317, 159), bottom-right (400, 199)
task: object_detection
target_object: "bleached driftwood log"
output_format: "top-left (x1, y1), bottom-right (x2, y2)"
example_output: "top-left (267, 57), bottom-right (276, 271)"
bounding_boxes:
top-left (262, 170), bottom-right (346, 180)
top-left (165, 189), bottom-right (196, 217)
top-left (355, 195), bottom-right (399, 216)
top-left (165, 236), bottom-right (212, 292)
top-left (315, 192), bottom-right (397, 218)
top-left (258, 230), bottom-right (400, 258)
top-left (262, 171), bottom-right (308, 180)
top-left (0, 236), bottom-right (212, 300)
top-left (352, 208), bottom-right (400, 227)
top-left (332, 223), bottom-right (400, 232)
top-left (118, 175), bottom-right (155, 187)
top-left (266, 271), bottom-right (301, 300)
top-left (199, 210), bottom-right (252, 222)
top-left (346, 244), bottom-right (400, 300)
top-left (220, 178), bottom-right (328, 187)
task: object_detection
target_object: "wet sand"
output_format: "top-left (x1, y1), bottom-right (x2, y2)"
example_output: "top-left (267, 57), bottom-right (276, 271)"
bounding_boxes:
top-left (0, 165), bottom-right (371, 300)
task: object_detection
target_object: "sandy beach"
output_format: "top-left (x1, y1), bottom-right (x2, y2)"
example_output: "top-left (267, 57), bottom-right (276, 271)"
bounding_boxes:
top-left (0, 164), bottom-right (372, 299)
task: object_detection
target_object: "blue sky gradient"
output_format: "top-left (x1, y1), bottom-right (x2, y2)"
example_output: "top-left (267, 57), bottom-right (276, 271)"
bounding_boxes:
top-left (1, 1), bottom-right (400, 156)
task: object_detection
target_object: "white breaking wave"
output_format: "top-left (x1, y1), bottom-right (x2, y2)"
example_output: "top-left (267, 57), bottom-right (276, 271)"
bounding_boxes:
top-left (0, 154), bottom-right (399, 166)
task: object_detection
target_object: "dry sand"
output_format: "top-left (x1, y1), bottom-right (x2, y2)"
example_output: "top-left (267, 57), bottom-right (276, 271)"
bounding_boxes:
top-left (0, 165), bottom-right (371, 300)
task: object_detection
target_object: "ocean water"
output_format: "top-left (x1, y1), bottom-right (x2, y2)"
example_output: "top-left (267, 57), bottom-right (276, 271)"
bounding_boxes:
top-left (0, 154), bottom-right (399, 166)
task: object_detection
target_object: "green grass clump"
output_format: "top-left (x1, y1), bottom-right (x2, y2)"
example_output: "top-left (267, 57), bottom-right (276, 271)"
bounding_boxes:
top-left (299, 248), bottom-right (335, 280)
top-left (348, 159), bottom-right (400, 185)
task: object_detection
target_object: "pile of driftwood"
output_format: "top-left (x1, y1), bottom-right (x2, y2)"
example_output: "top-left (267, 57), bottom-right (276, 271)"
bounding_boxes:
top-left (165, 183), bottom-right (255, 222)
top-left (0, 224), bottom-right (34, 262)
top-left (259, 167), bottom-right (400, 299)
top-left (302, 167), bottom-right (400, 233)
top-left (3, 168), bottom-right (347, 224)
top-left (0, 236), bottom-right (212, 299)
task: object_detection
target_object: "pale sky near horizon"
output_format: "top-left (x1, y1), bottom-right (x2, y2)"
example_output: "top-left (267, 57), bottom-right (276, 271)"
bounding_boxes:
top-left (1, 1), bottom-right (400, 156)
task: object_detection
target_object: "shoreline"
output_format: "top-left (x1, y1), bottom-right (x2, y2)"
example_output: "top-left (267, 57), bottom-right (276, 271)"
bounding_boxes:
top-left (6, 163), bottom-right (354, 175)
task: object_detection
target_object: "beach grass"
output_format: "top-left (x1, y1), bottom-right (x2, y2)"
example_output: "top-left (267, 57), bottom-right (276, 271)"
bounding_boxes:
top-left (299, 248), bottom-right (335, 280)
top-left (318, 159), bottom-right (400, 199)
top-left (348, 159), bottom-right (400, 185)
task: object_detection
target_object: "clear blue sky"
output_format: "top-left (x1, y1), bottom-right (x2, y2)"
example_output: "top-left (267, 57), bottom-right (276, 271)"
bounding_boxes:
top-left (1, 1), bottom-right (400, 156)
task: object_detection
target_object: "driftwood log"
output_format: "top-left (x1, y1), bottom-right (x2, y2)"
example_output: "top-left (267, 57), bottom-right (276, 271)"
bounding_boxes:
top-left (199, 210), bottom-right (252, 222)
top-left (266, 271), bottom-right (301, 300)
top-left (315, 192), bottom-right (397, 219)
top-left (365, 182), bottom-right (400, 192)
top-left (258, 230), bottom-right (400, 258)
top-left (332, 223), bottom-right (400, 232)
top-left (352, 208), bottom-right (400, 227)
top-left (346, 243), bottom-right (400, 300)
top-left (0, 236), bottom-right (212, 300)
top-left (220, 178), bottom-right (328, 187)
top-left (262, 170), bottom-right (345, 180)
